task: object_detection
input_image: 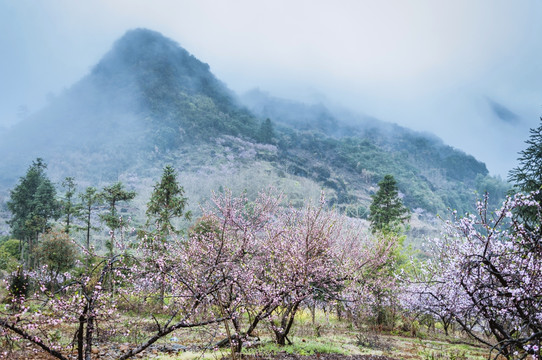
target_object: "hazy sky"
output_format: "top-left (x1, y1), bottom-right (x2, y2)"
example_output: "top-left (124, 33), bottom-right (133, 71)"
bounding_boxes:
top-left (1, 1), bottom-right (541, 177)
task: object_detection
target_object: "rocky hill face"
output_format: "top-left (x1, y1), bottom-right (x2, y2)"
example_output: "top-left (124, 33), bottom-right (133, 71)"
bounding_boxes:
top-left (0, 28), bottom-right (506, 216)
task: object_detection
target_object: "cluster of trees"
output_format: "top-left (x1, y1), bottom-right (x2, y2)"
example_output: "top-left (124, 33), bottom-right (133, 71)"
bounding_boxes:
top-left (403, 120), bottom-right (542, 359)
top-left (3, 158), bottom-right (138, 272)
top-left (247, 89), bottom-right (500, 215)
top-left (0, 160), bottom-right (405, 360)
top-left (6, 159), bottom-right (59, 269)
top-left (277, 129), bottom-right (499, 215)
top-left (1, 119), bottom-right (542, 360)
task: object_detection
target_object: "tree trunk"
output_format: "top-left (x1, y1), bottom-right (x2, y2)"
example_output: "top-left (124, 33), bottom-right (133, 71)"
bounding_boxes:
top-left (84, 311), bottom-right (95, 360)
top-left (274, 302), bottom-right (300, 346)
top-left (274, 331), bottom-right (291, 346)
top-left (86, 209), bottom-right (91, 253)
top-left (158, 271), bottom-right (166, 309)
top-left (215, 302), bottom-right (276, 351)
top-left (19, 238), bottom-right (24, 263)
top-left (77, 306), bottom-right (88, 360)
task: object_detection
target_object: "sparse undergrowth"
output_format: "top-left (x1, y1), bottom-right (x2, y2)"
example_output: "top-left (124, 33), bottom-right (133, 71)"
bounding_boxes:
top-left (2, 308), bottom-right (489, 360)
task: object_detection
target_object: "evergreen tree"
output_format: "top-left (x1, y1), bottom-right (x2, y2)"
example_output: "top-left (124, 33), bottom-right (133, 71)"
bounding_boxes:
top-left (60, 177), bottom-right (82, 234)
top-left (78, 186), bottom-right (103, 254)
top-left (100, 182), bottom-right (136, 255)
top-left (509, 118), bottom-right (542, 229)
top-left (146, 165), bottom-right (191, 239)
top-left (368, 175), bottom-right (410, 326)
top-left (145, 165), bottom-right (190, 308)
top-left (369, 174), bottom-right (410, 234)
top-left (258, 118), bottom-right (275, 144)
top-left (7, 158), bottom-right (60, 268)
top-left (509, 118), bottom-right (542, 193)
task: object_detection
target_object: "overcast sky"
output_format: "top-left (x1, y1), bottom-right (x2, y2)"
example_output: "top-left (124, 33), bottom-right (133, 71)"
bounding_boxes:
top-left (1, 0), bottom-right (541, 177)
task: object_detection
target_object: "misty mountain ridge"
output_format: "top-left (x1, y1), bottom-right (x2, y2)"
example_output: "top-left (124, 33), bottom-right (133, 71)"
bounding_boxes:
top-left (0, 28), bottom-right (506, 217)
top-left (241, 88), bottom-right (489, 182)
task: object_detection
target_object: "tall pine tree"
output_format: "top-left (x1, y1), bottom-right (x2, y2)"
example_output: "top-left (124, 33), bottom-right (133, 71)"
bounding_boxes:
top-left (509, 118), bottom-right (542, 229)
top-left (509, 119), bottom-right (542, 192)
top-left (60, 177), bottom-right (82, 234)
top-left (7, 158), bottom-right (60, 268)
top-left (78, 186), bottom-right (103, 255)
top-left (144, 165), bottom-right (190, 308)
top-left (369, 174), bottom-right (410, 234)
top-left (146, 165), bottom-right (191, 240)
top-left (100, 182), bottom-right (136, 255)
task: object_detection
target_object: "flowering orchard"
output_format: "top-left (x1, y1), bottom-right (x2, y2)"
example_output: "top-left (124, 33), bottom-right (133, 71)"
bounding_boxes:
top-left (0, 189), bottom-right (398, 359)
top-left (183, 190), bottom-right (397, 349)
top-left (0, 214), bottom-right (229, 360)
top-left (404, 191), bottom-right (542, 359)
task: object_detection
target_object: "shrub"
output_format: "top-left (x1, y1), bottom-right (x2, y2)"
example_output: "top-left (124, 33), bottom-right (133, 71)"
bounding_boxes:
top-left (8, 267), bottom-right (29, 299)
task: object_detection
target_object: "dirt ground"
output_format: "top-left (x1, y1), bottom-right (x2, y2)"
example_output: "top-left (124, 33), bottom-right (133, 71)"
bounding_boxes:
top-left (4, 340), bottom-right (403, 360)
top-left (6, 354), bottom-right (400, 360)
top-left (243, 355), bottom-right (400, 360)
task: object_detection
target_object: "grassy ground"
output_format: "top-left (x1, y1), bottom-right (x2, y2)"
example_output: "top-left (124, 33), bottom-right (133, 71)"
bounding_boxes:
top-left (131, 309), bottom-right (489, 360)
top-left (1, 306), bottom-right (491, 360)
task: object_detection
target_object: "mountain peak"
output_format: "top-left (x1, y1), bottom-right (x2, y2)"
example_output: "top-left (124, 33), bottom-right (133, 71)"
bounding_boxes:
top-left (85, 28), bottom-right (257, 147)
top-left (92, 28), bottom-right (210, 78)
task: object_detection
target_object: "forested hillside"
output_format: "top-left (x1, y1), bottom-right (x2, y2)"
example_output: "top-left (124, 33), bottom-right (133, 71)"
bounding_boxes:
top-left (0, 28), bottom-right (507, 216)
top-left (242, 90), bottom-right (507, 214)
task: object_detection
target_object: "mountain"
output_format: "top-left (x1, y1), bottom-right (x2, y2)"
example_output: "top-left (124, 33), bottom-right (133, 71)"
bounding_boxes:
top-left (241, 89), bottom-right (506, 213)
top-left (0, 28), bottom-right (507, 219)
top-left (0, 29), bottom-right (259, 183)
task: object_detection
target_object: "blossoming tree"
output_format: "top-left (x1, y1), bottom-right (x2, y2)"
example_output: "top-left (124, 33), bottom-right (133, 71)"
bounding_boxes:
top-left (405, 192), bottom-right (542, 359)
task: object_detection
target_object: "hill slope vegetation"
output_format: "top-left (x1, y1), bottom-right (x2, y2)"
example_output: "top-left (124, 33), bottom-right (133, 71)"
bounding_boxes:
top-left (0, 28), bottom-right (506, 215)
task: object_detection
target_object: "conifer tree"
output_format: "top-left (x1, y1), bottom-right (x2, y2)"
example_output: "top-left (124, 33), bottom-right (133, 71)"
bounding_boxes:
top-left (7, 158), bottom-right (60, 268)
top-left (368, 175), bottom-right (410, 327)
top-left (100, 182), bottom-right (136, 255)
top-left (78, 186), bottom-right (103, 254)
top-left (258, 118), bottom-right (275, 144)
top-left (509, 118), bottom-right (542, 193)
top-left (509, 118), bottom-right (542, 229)
top-left (60, 177), bottom-right (82, 234)
top-left (145, 165), bottom-right (190, 307)
top-left (146, 165), bottom-right (191, 240)
top-left (369, 174), bottom-right (410, 234)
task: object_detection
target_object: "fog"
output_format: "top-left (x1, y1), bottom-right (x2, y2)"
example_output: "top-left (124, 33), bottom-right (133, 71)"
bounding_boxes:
top-left (1, 0), bottom-right (541, 177)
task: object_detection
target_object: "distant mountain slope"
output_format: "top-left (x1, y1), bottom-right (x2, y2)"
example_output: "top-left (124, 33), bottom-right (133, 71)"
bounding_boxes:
top-left (241, 89), bottom-right (498, 213)
top-left (92, 29), bottom-right (258, 144)
top-left (0, 28), bottom-right (505, 215)
top-left (0, 29), bottom-right (259, 182)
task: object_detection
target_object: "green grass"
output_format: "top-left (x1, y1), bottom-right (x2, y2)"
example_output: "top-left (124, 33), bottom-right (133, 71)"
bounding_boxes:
top-left (242, 338), bottom-right (350, 356)
top-left (152, 350), bottom-right (230, 360)
top-left (144, 332), bottom-right (488, 360)
top-left (0, 302), bottom-right (493, 360)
